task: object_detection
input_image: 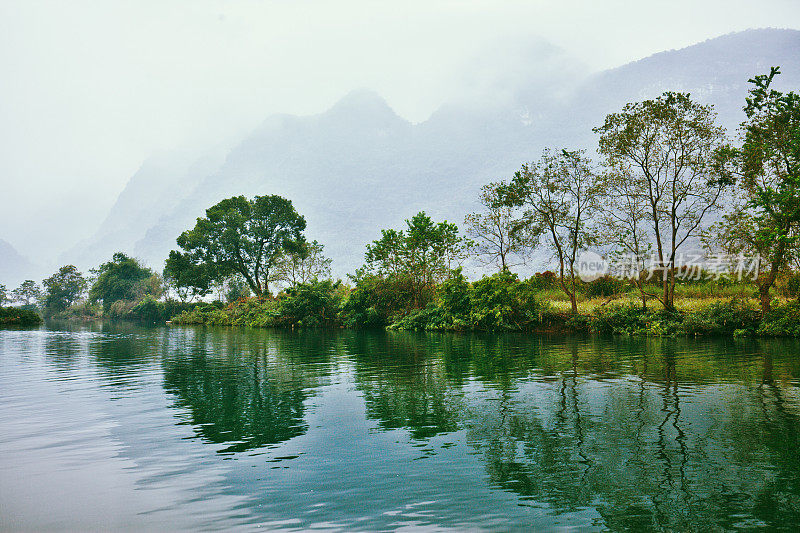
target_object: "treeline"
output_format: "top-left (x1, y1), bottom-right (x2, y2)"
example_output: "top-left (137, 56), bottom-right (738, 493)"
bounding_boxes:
top-left (3, 67), bottom-right (799, 336)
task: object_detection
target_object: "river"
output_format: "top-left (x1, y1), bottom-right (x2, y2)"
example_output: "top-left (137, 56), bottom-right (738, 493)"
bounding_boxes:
top-left (1, 322), bottom-right (799, 531)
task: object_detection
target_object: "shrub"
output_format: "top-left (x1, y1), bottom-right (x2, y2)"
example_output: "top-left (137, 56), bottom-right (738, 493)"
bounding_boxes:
top-left (468, 270), bottom-right (547, 331)
top-left (681, 299), bottom-right (761, 336)
top-left (278, 280), bottom-right (343, 327)
top-left (758, 301), bottom-right (800, 337)
top-left (527, 271), bottom-right (558, 290)
top-left (582, 275), bottom-right (627, 298)
top-left (0, 306), bottom-right (42, 326)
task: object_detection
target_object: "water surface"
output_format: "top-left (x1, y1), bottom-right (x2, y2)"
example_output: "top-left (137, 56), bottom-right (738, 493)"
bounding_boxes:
top-left (2, 322), bottom-right (800, 531)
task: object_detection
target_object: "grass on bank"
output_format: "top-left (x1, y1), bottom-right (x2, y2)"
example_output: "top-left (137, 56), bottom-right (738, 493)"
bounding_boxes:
top-left (168, 273), bottom-right (800, 338)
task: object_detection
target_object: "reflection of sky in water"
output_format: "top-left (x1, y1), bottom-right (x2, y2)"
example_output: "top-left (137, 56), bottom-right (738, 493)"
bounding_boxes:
top-left (1, 324), bottom-right (800, 530)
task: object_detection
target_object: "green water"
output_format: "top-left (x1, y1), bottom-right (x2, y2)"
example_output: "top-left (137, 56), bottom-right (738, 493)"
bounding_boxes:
top-left (1, 323), bottom-right (800, 531)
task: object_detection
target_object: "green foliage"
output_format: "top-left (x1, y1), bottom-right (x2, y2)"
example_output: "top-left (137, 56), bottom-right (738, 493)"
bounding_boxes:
top-left (757, 301), bottom-right (800, 337)
top-left (467, 270), bottom-right (547, 331)
top-left (589, 303), bottom-right (682, 336)
top-left (340, 274), bottom-right (416, 328)
top-left (172, 194), bottom-right (307, 296)
top-left (278, 280), bottom-right (343, 328)
top-left (163, 250), bottom-right (213, 302)
top-left (681, 299), bottom-right (761, 336)
top-left (42, 265), bottom-right (87, 314)
top-left (90, 252), bottom-right (158, 312)
top-left (11, 280), bottom-right (42, 307)
top-left (0, 284), bottom-right (7, 306)
top-left (364, 212), bottom-right (471, 307)
top-left (0, 306), bottom-right (42, 326)
top-left (582, 275), bottom-right (627, 298)
top-left (703, 67), bottom-right (800, 313)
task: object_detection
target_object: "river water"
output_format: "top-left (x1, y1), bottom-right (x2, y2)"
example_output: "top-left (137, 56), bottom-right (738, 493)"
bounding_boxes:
top-left (1, 322), bottom-right (799, 531)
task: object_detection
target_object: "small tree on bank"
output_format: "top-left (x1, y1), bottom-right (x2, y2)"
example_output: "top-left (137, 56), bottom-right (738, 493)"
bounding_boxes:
top-left (465, 182), bottom-right (534, 271)
top-left (42, 265), bottom-right (87, 314)
top-left (498, 149), bottom-right (599, 314)
top-left (363, 212), bottom-right (472, 307)
top-left (703, 67), bottom-right (800, 313)
top-left (11, 280), bottom-right (43, 307)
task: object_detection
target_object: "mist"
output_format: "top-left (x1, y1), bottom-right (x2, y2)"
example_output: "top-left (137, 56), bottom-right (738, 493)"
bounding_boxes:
top-left (1, 0), bottom-right (800, 277)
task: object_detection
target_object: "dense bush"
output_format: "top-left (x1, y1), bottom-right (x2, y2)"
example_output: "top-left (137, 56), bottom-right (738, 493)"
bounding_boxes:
top-left (582, 275), bottom-right (628, 298)
top-left (339, 274), bottom-right (417, 328)
top-left (0, 306), bottom-right (42, 326)
top-left (757, 301), bottom-right (800, 337)
top-left (278, 280), bottom-right (344, 327)
top-left (681, 299), bottom-right (761, 336)
top-left (589, 303), bottom-right (682, 336)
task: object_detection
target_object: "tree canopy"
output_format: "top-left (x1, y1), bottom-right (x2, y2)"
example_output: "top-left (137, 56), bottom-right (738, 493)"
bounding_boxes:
top-left (89, 252), bottom-right (158, 311)
top-left (703, 67), bottom-right (800, 313)
top-left (172, 195), bottom-right (307, 297)
top-left (594, 91), bottom-right (728, 310)
top-left (42, 265), bottom-right (87, 313)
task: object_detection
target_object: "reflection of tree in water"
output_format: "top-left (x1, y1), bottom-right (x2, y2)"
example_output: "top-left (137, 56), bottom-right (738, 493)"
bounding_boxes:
top-left (346, 332), bottom-right (464, 439)
top-left (345, 331), bottom-right (800, 529)
top-left (162, 329), bottom-right (334, 453)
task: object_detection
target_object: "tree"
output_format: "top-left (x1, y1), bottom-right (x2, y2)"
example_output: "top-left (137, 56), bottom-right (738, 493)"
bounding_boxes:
top-left (465, 182), bottom-right (534, 271)
top-left (364, 212), bottom-right (472, 307)
top-left (0, 284), bottom-right (8, 306)
top-left (11, 280), bottom-right (42, 307)
top-left (89, 252), bottom-right (157, 311)
top-left (273, 240), bottom-right (333, 287)
top-left (163, 250), bottom-right (213, 303)
top-left (594, 92), bottom-right (729, 311)
top-left (224, 275), bottom-right (251, 302)
top-left (597, 165), bottom-right (655, 310)
top-left (703, 67), bottom-right (800, 313)
top-left (42, 265), bottom-right (87, 313)
top-left (499, 149), bottom-right (598, 314)
top-left (172, 195), bottom-right (306, 297)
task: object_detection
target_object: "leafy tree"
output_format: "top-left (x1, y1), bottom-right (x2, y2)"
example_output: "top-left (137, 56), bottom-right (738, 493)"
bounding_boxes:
top-left (0, 283), bottom-right (8, 306)
top-left (703, 67), bottom-right (800, 313)
top-left (499, 149), bottom-right (598, 314)
top-left (172, 195), bottom-right (306, 297)
top-left (89, 252), bottom-right (157, 311)
top-left (224, 275), bottom-right (252, 303)
top-left (364, 211), bottom-right (472, 307)
top-left (274, 240), bottom-right (332, 287)
top-left (11, 280), bottom-right (42, 307)
top-left (465, 182), bottom-right (534, 271)
top-left (163, 250), bottom-right (213, 302)
top-left (594, 92), bottom-right (729, 311)
top-left (42, 265), bottom-right (87, 313)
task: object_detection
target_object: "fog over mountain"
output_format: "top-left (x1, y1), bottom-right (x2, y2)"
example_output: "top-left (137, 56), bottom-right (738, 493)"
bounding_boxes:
top-left (60, 29), bottom-right (800, 279)
top-left (0, 239), bottom-right (37, 288)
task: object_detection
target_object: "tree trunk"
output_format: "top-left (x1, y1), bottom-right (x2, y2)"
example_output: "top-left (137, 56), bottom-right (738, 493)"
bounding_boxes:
top-left (759, 283), bottom-right (772, 315)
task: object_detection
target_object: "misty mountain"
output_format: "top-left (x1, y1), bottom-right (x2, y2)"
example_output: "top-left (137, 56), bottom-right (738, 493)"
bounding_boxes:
top-left (0, 239), bottom-right (37, 288)
top-left (66, 29), bottom-right (800, 278)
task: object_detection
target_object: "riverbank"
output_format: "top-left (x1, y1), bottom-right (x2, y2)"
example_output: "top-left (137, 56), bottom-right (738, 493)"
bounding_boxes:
top-left (169, 292), bottom-right (800, 338)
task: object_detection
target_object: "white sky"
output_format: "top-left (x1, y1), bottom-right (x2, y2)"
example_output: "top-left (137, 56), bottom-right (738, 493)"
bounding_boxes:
top-left (1, 0), bottom-right (799, 262)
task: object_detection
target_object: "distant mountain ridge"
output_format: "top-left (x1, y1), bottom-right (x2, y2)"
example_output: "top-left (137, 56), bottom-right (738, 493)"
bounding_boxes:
top-left (0, 239), bottom-right (37, 288)
top-left (64, 28), bottom-right (800, 277)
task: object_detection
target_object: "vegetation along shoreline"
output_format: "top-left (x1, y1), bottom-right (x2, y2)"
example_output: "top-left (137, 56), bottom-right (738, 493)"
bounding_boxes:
top-left (2, 68), bottom-right (799, 339)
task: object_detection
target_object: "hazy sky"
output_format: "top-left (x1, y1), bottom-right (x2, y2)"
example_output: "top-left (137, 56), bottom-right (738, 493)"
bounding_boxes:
top-left (2, 0), bottom-right (800, 263)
